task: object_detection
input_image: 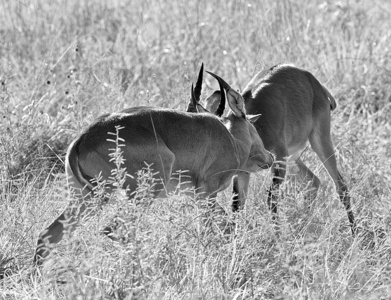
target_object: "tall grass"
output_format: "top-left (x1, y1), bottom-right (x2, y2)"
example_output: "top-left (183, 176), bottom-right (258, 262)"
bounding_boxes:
top-left (1, 0), bottom-right (390, 299)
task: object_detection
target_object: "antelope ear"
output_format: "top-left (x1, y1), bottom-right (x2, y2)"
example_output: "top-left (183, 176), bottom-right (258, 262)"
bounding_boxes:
top-left (247, 114), bottom-right (261, 123)
top-left (205, 90), bottom-right (222, 115)
top-left (226, 89), bottom-right (246, 118)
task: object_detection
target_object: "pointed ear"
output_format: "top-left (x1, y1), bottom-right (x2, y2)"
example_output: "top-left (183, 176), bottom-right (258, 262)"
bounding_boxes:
top-left (247, 114), bottom-right (261, 123)
top-left (205, 90), bottom-right (222, 115)
top-left (226, 89), bottom-right (246, 118)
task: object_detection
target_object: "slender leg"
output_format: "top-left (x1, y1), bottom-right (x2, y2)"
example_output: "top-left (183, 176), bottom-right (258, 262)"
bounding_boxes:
top-left (34, 186), bottom-right (98, 265)
top-left (310, 127), bottom-right (355, 234)
top-left (232, 172), bottom-right (250, 211)
top-left (295, 158), bottom-right (321, 202)
top-left (267, 157), bottom-right (287, 218)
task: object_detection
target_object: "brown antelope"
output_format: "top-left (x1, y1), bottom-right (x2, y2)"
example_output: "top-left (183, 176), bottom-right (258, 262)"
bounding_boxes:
top-left (33, 71), bottom-right (274, 265)
top-left (189, 63), bottom-right (355, 234)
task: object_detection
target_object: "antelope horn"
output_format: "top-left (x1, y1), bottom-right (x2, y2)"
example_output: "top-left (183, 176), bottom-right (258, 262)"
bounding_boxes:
top-left (190, 83), bottom-right (197, 106)
top-left (194, 63), bottom-right (203, 102)
top-left (206, 71), bottom-right (232, 91)
top-left (206, 71), bottom-right (227, 117)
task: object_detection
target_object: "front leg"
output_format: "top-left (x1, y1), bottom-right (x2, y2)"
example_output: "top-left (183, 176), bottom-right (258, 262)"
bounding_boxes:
top-left (267, 161), bottom-right (286, 217)
top-left (232, 172), bottom-right (250, 211)
top-left (196, 178), bottom-right (230, 215)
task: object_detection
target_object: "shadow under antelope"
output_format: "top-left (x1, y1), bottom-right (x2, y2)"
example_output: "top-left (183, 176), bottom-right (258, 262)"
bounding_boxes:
top-left (188, 63), bottom-right (355, 234)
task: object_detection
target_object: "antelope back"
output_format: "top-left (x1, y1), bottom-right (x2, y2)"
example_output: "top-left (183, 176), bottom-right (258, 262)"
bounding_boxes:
top-left (204, 64), bottom-right (337, 153)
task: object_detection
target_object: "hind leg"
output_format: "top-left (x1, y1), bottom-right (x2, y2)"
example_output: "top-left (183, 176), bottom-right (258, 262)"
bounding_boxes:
top-left (294, 158), bottom-right (321, 202)
top-left (34, 146), bottom-right (176, 265)
top-left (34, 177), bottom-right (100, 265)
top-left (34, 166), bottom-right (137, 265)
top-left (309, 121), bottom-right (355, 234)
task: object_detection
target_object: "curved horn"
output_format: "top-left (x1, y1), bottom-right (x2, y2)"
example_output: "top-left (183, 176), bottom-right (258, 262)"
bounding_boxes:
top-left (206, 71), bottom-right (226, 117)
top-left (194, 63), bottom-right (203, 102)
top-left (206, 71), bottom-right (232, 91)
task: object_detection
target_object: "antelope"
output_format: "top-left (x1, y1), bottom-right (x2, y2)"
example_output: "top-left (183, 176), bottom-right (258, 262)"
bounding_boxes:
top-left (189, 63), bottom-right (355, 234)
top-left (33, 71), bottom-right (274, 265)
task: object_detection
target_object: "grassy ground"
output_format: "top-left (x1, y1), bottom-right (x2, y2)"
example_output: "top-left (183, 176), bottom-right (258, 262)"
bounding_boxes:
top-left (1, 0), bottom-right (391, 299)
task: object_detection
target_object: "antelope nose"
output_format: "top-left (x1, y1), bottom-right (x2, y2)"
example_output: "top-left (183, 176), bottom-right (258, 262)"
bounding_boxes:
top-left (260, 153), bottom-right (274, 169)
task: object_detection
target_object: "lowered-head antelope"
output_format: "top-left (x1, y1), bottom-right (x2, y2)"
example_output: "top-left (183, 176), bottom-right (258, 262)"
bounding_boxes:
top-left (190, 63), bottom-right (355, 234)
top-left (33, 71), bottom-right (274, 265)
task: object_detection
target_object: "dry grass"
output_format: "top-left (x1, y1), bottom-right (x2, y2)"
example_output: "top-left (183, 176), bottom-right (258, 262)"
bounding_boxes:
top-left (1, 0), bottom-right (391, 299)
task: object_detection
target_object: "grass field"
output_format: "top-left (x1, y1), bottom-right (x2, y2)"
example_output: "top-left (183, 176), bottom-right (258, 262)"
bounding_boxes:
top-left (1, 0), bottom-right (391, 299)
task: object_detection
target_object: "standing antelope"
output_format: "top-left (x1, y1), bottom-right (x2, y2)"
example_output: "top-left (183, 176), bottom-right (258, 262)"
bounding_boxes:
top-left (33, 71), bottom-right (274, 265)
top-left (190, 63), bottom-right (355, 234)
